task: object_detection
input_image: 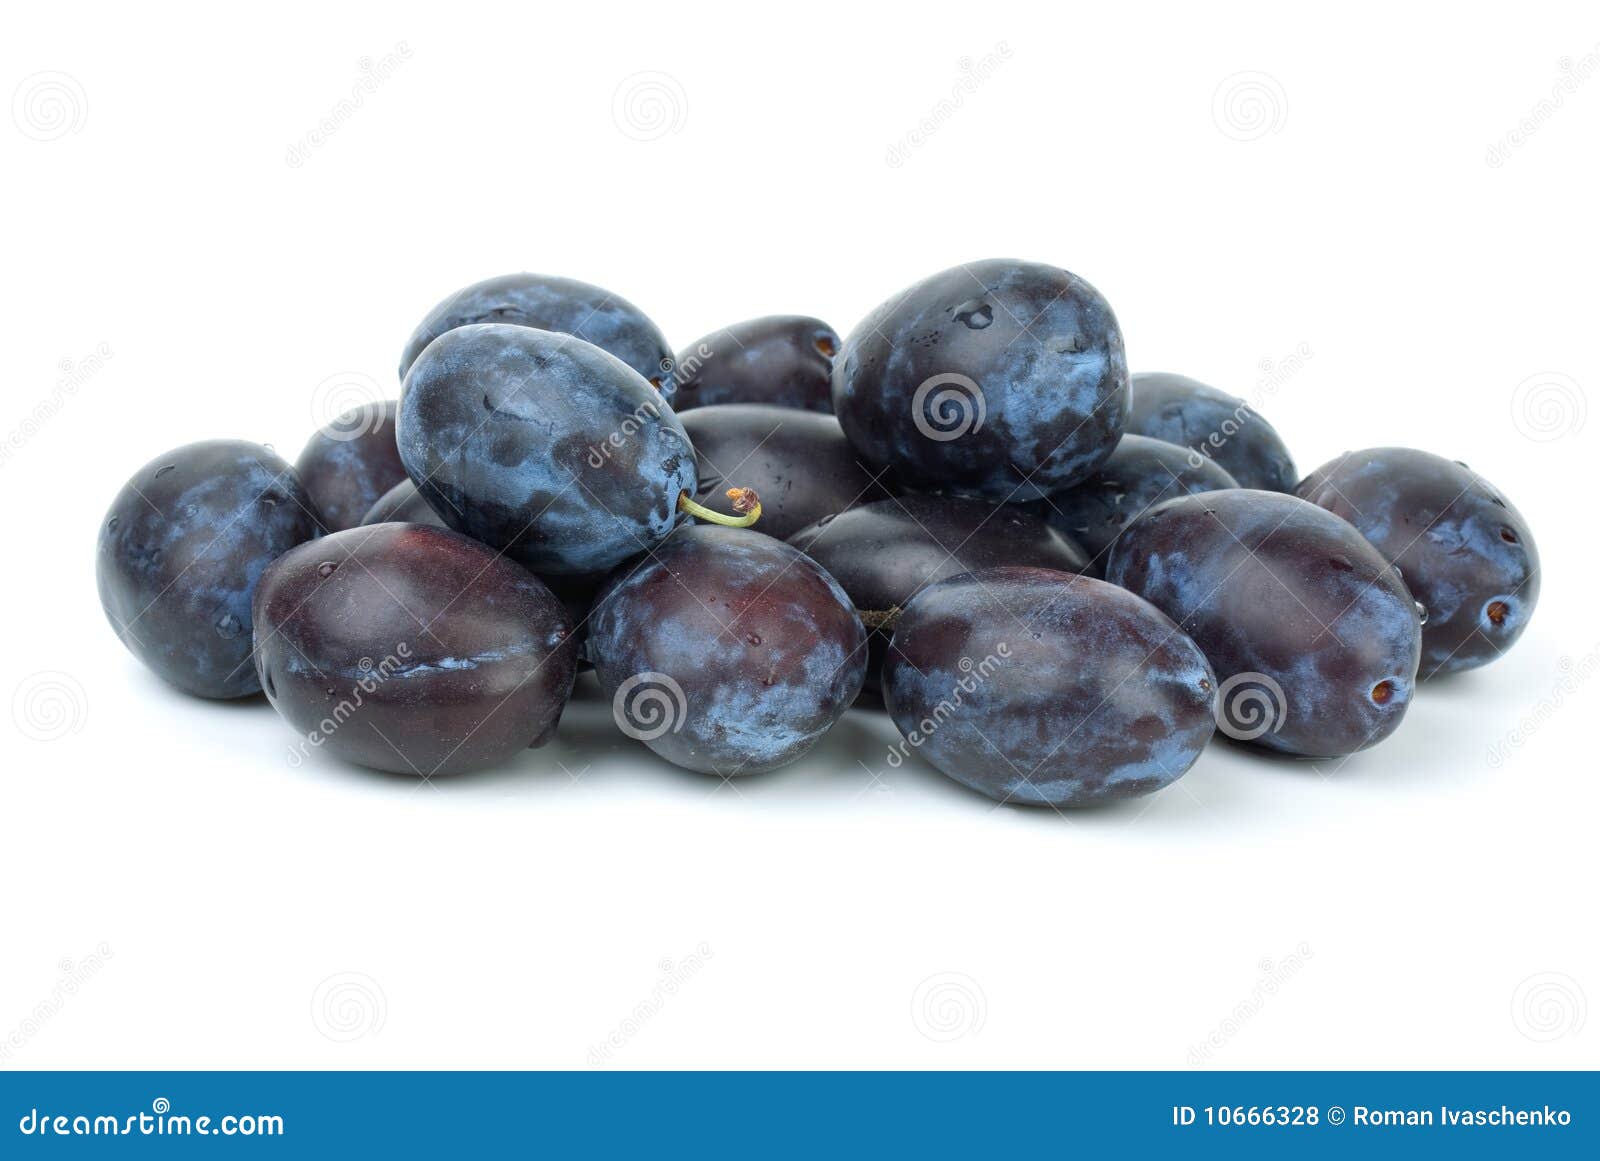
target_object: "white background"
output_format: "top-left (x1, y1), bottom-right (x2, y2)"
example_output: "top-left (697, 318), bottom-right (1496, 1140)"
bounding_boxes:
top-left (2, 0), bottom-right (1596, 1070)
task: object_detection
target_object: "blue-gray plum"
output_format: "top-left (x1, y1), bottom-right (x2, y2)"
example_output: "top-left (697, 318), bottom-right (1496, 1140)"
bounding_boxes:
top-left (1106, 489), bottom-right (1423, 758)
top-left (788, 495), bottom-right (1089, 691)
top-left (832, 259), bottom-right (1128, 500)
top-left (677, 404), bottom-right (892, 540)
top-left (398, 272), bottom-right (673, 387)
top-left (97, 440), bottom-right (320, 698)
top-left (671, 315), bottom-right (838, 412)
top-left (397, 324), bottom-right (696, 576)
top-left (1296, 448), bottom-right (1539, 678)
top-left (361, 478), bottom-right (449, 528)
top-left (252, 524), bottom-right (577, 776)
top-left (1022, 434), bottom-right (1237, 574)
top-left (1126, 372), bottom-right (1297, 492)
top-left (587, 526), bottom-right (866, 776)
top-left (883, 567), bottom-right (1216, 807)
top-left (295, 399), bottom-right (406, 531)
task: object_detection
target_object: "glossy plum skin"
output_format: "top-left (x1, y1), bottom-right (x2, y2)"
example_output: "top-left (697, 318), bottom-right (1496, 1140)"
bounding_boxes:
top-left (397, 324), bottom-right (696, 576)
top-left (1296, 448), bottom-right (1539, 677)
top-left (678, 404), bottom-right (893, 541)
top-left (587, 526), bottom-right (866, 776)
top-left (295, 400), bottom-right (407, 531)
top-left (832, 259), bottom-right (1128, 501)
top-left (788, 495), bottom-right (1089, 691)
top-left (398, 272), bottom-right (673, 386)
top-left (1106, 490), bottom-right (1423, 758)
top-left (1021, 434), bottom-right (1238, 574)
top-left (96, 440), bottom-right (320, 699)
top-left (885, 568), bottom-right (1216, 807)
top-left (670, 315), bottom-right (838, 412)
top-left (253, 524), bottom-right (577, 776)
top-left (1126, 372), bottom-right (1297, 492)
top-left (361, 478), bottom-right (449, 528)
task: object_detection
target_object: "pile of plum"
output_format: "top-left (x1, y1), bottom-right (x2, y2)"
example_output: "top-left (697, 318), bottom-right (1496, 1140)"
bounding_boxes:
top-left (96, 261), bottom-right (1540, 806)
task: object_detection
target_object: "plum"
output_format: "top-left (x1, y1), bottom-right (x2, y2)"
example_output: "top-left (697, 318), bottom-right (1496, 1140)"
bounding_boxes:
top-left (397, 324), bottom-right (696, 576)
top-left (788, 495), bottom-right (1089, 691)
top-left (1106, 489), bottom-right (1423, 758)
top-left (253, 523), bottom-right (577, 775)
top-left (1126, 372), bottom-right (1297, 492)
top-left (677, 404), bottom-right (892, 541)
top-left (295, 399), bottom-right (407, 531)
top-left (97, 440), bottom-right (320, 698)
top-left (884, 567), bottom-right (1216, 807)
top-left (670, 315), bottom-right (838, 412)
top-left (1296, 448), bottom-right (1539, 677)
top-left (398, 272), bottom-right (673, 386)
top-left (587, 526), bottom-right (866, 776)
top-left (832, 259), bottom-right (1128, 500)
top-left (1021, 434), bottom-right (1237, 573)
top-left (360, 478), bottom-right (449, 528)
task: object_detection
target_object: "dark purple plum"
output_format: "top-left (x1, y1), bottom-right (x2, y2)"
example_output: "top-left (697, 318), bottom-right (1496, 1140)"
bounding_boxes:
top-left (587, 526), bottom-right (866, 776)
top-left (670, 315), bottom-right (838, 412)
top-left (295, 399), bottom-right (407, 531)
top-left (884, 567), bottom-right (1216, 807)
top-left (360, 478), bottom-right (449, 528)
top-left (1126, 372), bottom-right (1297, 492)
top-left (96, 440), bottom-right (320, 698)
top-left (788, 495), bottom-right (1089, 691)
top-left (398, 273), bottom-right (672, 386)
top-left (1296, 448), bottom-right (1539, 677)
top-left (397, 324), bottom-right (696, 576)
top-left (677, 404), bottom-right (893, 541)
top-left (1022, 434), bottom-right (1237, 574)
top-left (1106, 489), bottom-right (1423, 758)
top-left (832, 259), bottom-right (1128, 501)
top-left (253, 524), bottom-right (577, 776)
